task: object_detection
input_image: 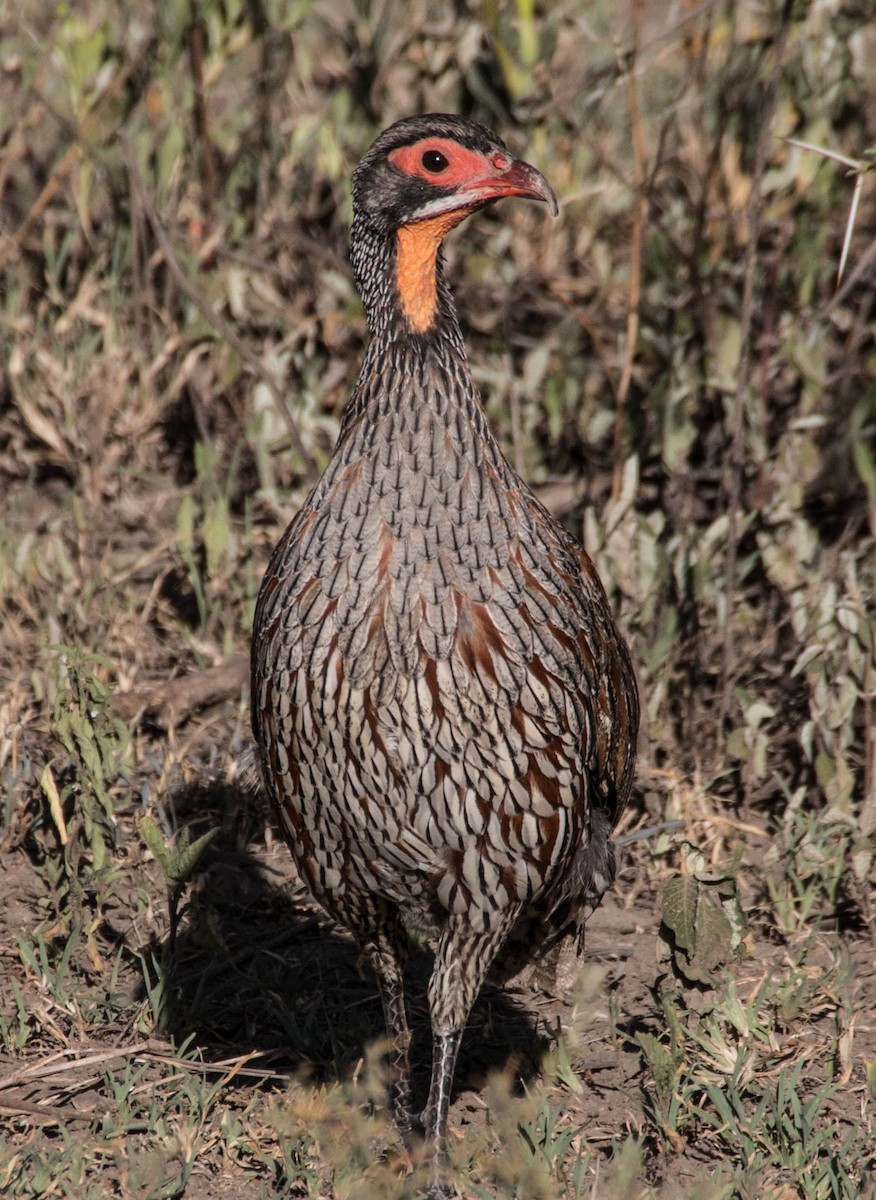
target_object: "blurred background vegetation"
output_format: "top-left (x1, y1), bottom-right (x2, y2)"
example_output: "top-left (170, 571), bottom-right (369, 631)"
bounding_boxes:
top-left (1, 0), bottom-right (874, 1197)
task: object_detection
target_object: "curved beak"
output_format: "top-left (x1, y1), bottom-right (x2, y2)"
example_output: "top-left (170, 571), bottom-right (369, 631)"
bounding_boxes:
top-left (465, 157), bottom-right (559, 216)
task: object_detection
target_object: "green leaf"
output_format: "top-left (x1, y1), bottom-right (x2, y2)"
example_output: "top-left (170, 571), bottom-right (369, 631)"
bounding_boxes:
top-left (204, 495), bottom-right (232, 578)
top-left (661, 875), bottom-right (699, 952)
top-left (139, 816), bottom-right (170, 875)
top-left (726, 727), bottom-right (748, 759)
top-left (681, 890), bottom-right (736, 984)
top-left (169, 826), bottom-right (221, 895)
top-left (636, 1032), bottom-right (681, 1102)
top-left (175, 493), bottom-right (196, 557)
top-left (661, 873), bottom-right (743, 985)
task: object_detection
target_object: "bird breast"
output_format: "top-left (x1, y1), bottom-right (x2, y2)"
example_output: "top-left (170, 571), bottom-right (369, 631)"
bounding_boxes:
top-left (255, 386), bottom-right (607, 923)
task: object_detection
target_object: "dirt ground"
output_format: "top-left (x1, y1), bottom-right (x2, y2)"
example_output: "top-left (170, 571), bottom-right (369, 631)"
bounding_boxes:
top-left (2, 700), bottom-right (874, 1198)
top-left (2, 1), bottom-right (876, 1195)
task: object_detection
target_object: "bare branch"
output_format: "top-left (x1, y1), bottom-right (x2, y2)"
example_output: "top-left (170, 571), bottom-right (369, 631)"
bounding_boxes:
top-left (120, 134), bottom-right (319, 483)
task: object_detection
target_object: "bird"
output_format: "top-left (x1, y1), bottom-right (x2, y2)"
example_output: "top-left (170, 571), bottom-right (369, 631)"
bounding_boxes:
top-left (251, 113), bottom-right (639, 1197)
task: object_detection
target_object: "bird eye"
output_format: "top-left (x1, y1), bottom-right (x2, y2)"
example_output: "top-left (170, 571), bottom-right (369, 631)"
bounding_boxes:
top-left (421, 149), bottom-right (449, 173)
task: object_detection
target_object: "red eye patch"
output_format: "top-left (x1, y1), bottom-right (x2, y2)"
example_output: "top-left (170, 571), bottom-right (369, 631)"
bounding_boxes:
top-left (388, 137), bottom-right (510, 187)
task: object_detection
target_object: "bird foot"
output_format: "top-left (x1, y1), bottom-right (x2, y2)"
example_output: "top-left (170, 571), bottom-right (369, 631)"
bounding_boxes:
top-left (394, 1113), bottom-right (425, 1151)
top-left (423, 1183), bottom-right (455, 1199)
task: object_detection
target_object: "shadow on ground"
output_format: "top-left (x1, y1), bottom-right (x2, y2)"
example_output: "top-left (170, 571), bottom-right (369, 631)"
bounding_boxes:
top-left (140, 775), bottom-right (546, 1114)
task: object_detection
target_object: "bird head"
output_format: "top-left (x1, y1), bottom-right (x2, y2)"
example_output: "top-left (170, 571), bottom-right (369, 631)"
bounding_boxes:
top-left (352, 113), bottom-right (558, 231)
top-left (351, 114), bottom-right (558, 335)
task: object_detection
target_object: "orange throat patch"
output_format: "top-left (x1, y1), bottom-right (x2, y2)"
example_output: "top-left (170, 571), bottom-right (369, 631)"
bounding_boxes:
top-left (395, 208), bottom-right (474, 333)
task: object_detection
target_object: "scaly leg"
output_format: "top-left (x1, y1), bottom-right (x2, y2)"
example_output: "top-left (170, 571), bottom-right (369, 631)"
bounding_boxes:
top-left (373, 949), bottom-right (418, 1141)
top-left (422, 915), bottom-right (519, 1198)
top-left (358, 914), bottom-right (417, 1142)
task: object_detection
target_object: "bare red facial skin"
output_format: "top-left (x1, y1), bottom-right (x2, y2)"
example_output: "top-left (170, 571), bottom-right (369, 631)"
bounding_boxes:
top-left (388, 138), bottom-right (512, 189)
top-left (387, 134), bottom-right (558, 332)
top-left (388, 136), bottom-right (558, 215)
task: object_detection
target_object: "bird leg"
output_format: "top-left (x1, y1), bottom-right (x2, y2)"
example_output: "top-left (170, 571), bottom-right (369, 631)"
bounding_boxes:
top-left (374, 961), bottom-right (418, 1142)
top-left (358, 918), bottom-right (418, 1142)
top-left (422, 916), bottom-right (518, 1197)
top-left (421, 1027), bottom-right (461, 1197)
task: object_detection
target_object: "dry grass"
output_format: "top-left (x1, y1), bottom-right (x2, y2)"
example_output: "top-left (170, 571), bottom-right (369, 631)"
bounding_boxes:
top-left (1, 0), bottom-right (875, 1196)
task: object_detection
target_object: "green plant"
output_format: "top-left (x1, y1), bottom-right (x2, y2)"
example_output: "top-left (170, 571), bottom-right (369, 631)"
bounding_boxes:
top-left (515, 1084), bottom-right (591, 1197)
top-left (174, 441), bottom-right (238, 632)
top-left (689, 1062), bottom-right (875, 1200)
top-left (636, 1024), bottom-right (687, 1153)
top-left (38, 646), bottom-right (132, 935)
top-left (139, 816), bottom-right (220, 948)
top-left (658, 850), bottom-right (746, 987)
top-left (1, 0), bottom-right (874, 1196)
top-left (0, 977), bottom-right (33, 1052)
top-left (764, 802), bottom-right (853, 935)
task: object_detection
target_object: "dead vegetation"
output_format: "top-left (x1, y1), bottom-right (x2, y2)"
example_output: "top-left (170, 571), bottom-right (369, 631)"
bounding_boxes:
top-left (1, 1), bottom-right (875, 1197)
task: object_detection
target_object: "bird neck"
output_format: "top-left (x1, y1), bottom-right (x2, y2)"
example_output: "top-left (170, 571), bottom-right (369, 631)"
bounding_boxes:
top-left (340, 217), bottom-right (493, 454)
top-left (350, 213), bottom-right (468, 349)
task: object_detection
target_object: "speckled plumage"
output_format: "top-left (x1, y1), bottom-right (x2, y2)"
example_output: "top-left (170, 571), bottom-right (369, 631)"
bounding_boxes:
top-left (251, 114), bottom-right (638, 1196)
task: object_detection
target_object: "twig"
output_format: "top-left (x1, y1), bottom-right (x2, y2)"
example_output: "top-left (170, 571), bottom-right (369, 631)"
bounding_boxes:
top-left (119, 134), bottom-right (319, 482)
top-left (0, 62), bottom-right (136, 273)
top-left (188, 4), bottom-right (219, 224)
top-left (616, 819), bottom-right (686, 846)
top-left (0, 1043), bottom-right (152, 1092)
top-left (612, 0), bottom-right (648, 501)
top-left (718, 0), bottom-right (795, 735)
top-left (700, 813), bottom-right (769, 839)
top-left (548, 284), bottom-right (620, 405)
top-left (826, 234), bottom-right (876, 314)
top-left (0, 1097), bottom-right (79, 1124)
top-left (137, 1046), bottom-right (288, 1083)
top-left (577, 0), bottom-right (725, 115)
top-left (784, 138), bottom-right (869, 285)
top-left (111, 654), bottom-right (249, 728)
